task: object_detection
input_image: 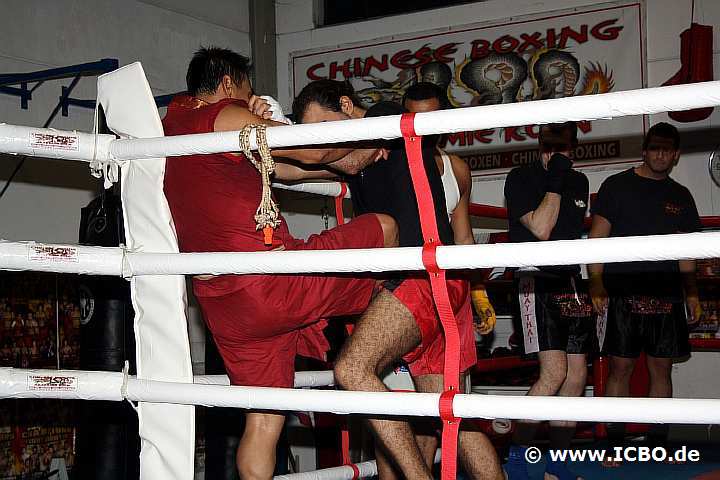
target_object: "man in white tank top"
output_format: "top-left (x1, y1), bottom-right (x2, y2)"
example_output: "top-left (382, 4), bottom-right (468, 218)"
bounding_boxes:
top-left (364, 82), bottom-right (500, 480)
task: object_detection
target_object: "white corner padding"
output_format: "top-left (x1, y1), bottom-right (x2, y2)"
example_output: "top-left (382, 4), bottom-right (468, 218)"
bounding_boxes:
top-left (97, 63), bottom-right (195, 480)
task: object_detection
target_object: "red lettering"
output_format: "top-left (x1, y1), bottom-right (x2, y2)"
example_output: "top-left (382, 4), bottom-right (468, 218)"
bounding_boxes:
top-left (362, 55), bottom-right (389, 76)
top-left (559, 25), bottom-right (589, 48)
top-left (433, 43), bottom-right (459, 63)
top-left (518, 32), bottom-right (544, 53)
top-left (591, 19), bottom-right (623, 41)
top-left (546, 28), bottom-right (557, 48)
top-left (473, 129), bottom-right (494, 144)
top-left (470, 39), bottom-right (490, 60)
top-left (391, 49), bottom-right (414, 69)
top-left (493, 35), bottom-right (520, 54)
top-left (445, 132), bottom-right (468, 147)
top-left (307, 63), bottom-right (325, 80)
top-left (504, 126), bottom-right (526, 143)
top-left (329, 60), bottom-right (352, 79)
top-left (353, 57), bottom-right (362, 77)
top-left (524, 125), bottom-right (539, 140)
top-left (413, 46), bottom-right (434, 67)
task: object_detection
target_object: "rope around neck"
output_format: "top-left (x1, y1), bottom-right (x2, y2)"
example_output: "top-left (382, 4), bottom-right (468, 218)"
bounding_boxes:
top-left (239, 124), bottom-right (281, 244)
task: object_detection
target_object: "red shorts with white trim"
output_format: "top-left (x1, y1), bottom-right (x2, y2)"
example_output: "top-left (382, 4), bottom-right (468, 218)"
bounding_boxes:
top-left (384, 275), bottom-right (477, 377)
top-left (194, 214), bottom-right (384, 388)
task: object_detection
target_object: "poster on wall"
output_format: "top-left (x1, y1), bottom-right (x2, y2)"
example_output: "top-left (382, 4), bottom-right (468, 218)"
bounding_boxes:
top-left (290, 2), bottom-right (645, 176)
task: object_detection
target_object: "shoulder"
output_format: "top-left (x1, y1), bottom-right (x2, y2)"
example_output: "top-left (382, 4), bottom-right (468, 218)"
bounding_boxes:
top-left (213, 99), bottom-right (256, 132)
top-left (449, 153), bottom-right (470, 179)
top-left (366, 101), bottom-right (405, 118)
top-left (569, 168), bottom-right (589, 186)
top-left (599, 168), bottom-right (632, 190)
top-left (668, 178), bottom-right (696, 201)
top-left (449, 153), bottom-right (471, 192)
top-left (504, 166), bottom-right (527, 192)
top-left (506, 165), bottom-right (531, 182)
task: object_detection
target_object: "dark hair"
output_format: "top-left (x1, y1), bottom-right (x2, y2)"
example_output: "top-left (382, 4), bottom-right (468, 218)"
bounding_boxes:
top-left (539, 122), bottom-right (578, 152)
top-left (402, 82), bottom-right (450, 109)
top-left (643, 122), bottom-right (680, 150)
top-left (186, 46), bottom-right (252, 96)
top-left (292, 79), bottom-right (360, 123)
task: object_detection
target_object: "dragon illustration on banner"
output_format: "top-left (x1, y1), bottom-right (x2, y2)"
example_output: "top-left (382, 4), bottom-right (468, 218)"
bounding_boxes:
top-left (352, 48), bottom-right (614, 109)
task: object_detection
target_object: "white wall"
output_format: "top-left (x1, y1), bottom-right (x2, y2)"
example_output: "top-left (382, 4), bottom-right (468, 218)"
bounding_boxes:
top-left (0, 0), bottom-right (250, 243)
top-left (275, 0), bottom-right (720, 237)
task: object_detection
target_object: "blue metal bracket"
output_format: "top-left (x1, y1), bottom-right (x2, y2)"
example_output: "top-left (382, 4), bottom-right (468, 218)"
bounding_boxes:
top-left (1, 58), bottom-right (182, 117)
top-left (0, 59), bottom-right (118, 113)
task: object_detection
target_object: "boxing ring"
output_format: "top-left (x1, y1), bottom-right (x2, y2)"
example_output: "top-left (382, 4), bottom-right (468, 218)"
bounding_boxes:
top-left (2, 62), bottom-right (720, 479)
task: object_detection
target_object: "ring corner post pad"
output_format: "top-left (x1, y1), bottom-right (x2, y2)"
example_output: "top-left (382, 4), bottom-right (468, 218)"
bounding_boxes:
top-left (97, 62), bottom-right (195, 480)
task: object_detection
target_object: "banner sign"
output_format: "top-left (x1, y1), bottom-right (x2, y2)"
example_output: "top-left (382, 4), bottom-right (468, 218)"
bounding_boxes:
top-left (291, 2), bottom-right (645, 175)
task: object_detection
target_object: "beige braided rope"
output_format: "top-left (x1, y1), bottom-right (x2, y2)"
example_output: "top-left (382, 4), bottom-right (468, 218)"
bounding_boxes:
top-left (238, 124), bottom-right (281, 239)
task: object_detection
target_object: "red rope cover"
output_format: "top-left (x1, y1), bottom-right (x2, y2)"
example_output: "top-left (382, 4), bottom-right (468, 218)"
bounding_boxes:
top-left (401, 113), bottom-right (461, 480)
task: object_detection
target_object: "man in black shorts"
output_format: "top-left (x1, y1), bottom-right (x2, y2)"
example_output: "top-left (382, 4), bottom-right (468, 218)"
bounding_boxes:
top-left (588, 122), bottom-right (701, 458)
top-left (504, 122), bottom-right (592, 480)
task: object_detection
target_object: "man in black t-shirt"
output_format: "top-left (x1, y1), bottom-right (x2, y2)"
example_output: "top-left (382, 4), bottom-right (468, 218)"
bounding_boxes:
top-left (503, 122), bottom-right (592, 480)
top-left (588, 122), bottom-right (701, 457)
top-left (293, 80), bottom-right (502, 480)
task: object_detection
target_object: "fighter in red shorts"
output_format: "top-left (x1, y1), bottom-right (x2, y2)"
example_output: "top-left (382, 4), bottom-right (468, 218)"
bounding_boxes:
top-left (294, 80), bottom-right (503, 480)
top-left (163, 47), bottom-right (398, 480)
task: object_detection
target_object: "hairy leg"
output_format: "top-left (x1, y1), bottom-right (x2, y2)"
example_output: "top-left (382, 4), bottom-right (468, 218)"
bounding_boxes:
top-left (236, 412), bottom-right (285, 480)
top-left (606, 355), bottom-right (635, 397)
top-left (414, 374), bottom-right (504, 480)
top-left (548, 353), bottom-right (587, 441)
top-left (646, 355), bottom-right (673, 398)
top-left (513, 350), bottom-right (568, 445)
top-left (334, 289), bottom-right (432, 480)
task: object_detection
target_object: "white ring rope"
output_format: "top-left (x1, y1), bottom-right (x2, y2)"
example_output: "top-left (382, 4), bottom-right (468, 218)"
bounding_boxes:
top-left (274, 451), bottom-right (441, 480)
top-left (2, 232), bottom-right (719, 276)
top-left (195, 371), bottom-right (335, 388)
top-left (273, 181), bottom-right (349, 199)
top-left (2, 367), bottom-right (720, 424)
top-left (1, 81), bottom-right (719, 162)
top-left (274, 460), bottom-right (378, 480)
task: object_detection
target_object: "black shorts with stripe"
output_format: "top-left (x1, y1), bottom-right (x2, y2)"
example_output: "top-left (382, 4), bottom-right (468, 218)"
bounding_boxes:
top-left (513, 273), bottom-right (596, 355)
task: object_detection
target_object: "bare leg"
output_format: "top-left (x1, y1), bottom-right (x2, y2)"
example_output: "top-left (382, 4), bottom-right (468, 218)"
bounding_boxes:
top-left (414, 374), bottom-right (504, 480)
top-left (334, 289), bottom-right (432, 480)
top-left (548, 353), bottom-right (587, 444)
top-left (375, 442), bottom-right (401, 480)
top-left (512, 350), bottom-right (568, 446)
top-left (375, 404), bottom-right (438, 479)
top-left (646, 355), bottom-right (673, 452)
top-left (236, 412), bottom-right (285, 480)
top-left (646, 355), bottom-right (673, 398)
top-left (603, 355), bottom-right (636, 467)
top-left (606, 355), bottom-right (635, 397)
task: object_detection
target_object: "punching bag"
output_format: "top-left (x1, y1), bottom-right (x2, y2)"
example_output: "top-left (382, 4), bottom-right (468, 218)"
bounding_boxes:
top-left (76, 188), bottom-right (140, 480)
top-left (662, 23), bottom-right (714, 122)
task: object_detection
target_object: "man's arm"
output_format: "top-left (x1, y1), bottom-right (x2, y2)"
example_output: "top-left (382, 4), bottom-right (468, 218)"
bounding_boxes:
top-left (273, 161), bottom-right (338, 182)
top-left (449, 154), bottom-right (475, 245)
top-left (518, 193), bottom-right (561, 241)
top-left (274, 148), bottom-right (383, 181)
top-left (680, 259), bottom-right (701, 324)
top-left (588, 214), bottom-right (612, 314)
top-left (214, 103), bottom-right (360, 165)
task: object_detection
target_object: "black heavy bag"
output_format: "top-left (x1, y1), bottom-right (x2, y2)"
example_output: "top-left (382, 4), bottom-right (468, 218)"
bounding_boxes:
top-left (76, 190), bottom-right (139, 480)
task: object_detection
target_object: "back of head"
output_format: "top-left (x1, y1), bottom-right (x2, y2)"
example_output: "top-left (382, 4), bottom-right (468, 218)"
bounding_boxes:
top-left (402, 82), bottom-right (449, 109)
top-left (539, 121), bottom-right (578, 153)
top-left (643, 122), bottom-right (680, 150)
top-left (292, 79), bottom-right (358, 123)
top-left (186, 46), bottom-right (252, 96)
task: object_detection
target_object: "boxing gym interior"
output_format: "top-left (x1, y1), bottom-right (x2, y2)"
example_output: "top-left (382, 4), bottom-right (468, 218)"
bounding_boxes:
top-left (1, 1), bottom-right (720, 479)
